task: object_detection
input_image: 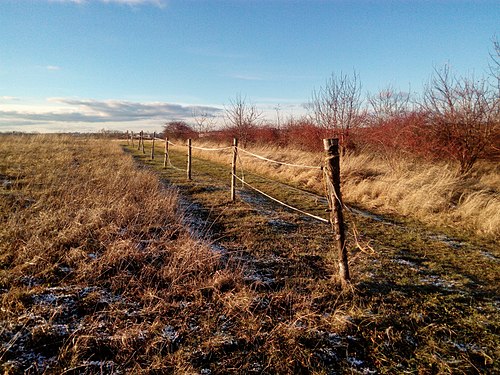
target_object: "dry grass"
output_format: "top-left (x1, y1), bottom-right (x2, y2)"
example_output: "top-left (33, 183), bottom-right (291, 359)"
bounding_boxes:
top-left (2, 134), bottom-right (498, 374)
top-left (185, 139), bottom-right (500, 239)
top-left (0, 134), bottom-right (241, 373)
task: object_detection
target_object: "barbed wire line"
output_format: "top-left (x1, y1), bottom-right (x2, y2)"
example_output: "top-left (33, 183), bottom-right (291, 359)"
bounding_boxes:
top-left (191, 145), bottom-right (233, 152)
top-left (243, 171), bottom-right (327, 203)
top-left (235, 154), bottom-right (327, 219)
top-left (233, 174), bottom-right (329, 224)
top-left (165, 140), bottom-right (232, 153)
top-left (166, 140), bottom-right (187, 148)
top-left (165, 155), bottom-right (184, 171)
top-left (238, 147), bottom-right (323, 170)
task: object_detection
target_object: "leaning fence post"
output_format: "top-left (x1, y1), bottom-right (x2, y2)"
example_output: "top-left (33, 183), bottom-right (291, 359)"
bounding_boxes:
top-left (151, 132), bottom-right (155, 160)
top-left (138, 131), bottom-right (142, 150)
top-left (187, 138), bottom-right (192, 180)
top-left (231, 138), bottom-right (238, 201)
top-left (323, 138), bottom-right (350, 286)
top-left (163, 137), bottom-right (168, 168)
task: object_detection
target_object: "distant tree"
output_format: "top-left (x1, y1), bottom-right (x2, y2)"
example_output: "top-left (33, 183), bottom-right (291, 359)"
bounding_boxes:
top-left (224, 94), bottom-right (263, 146)
top-left (161, 121), bottom-right (197, 140)
top-left (368, 85), bottom-right (412, 122)
top-left (422, 65), bottom-right (498, 174)
top-left (309, 71), bottom-right (363, 155)
top-left (192, 110), bottom-right (217, 136)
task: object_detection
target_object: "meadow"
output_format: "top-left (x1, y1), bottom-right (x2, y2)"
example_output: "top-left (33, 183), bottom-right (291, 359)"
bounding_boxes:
top-left (0, 134), bottom-right (498, 374)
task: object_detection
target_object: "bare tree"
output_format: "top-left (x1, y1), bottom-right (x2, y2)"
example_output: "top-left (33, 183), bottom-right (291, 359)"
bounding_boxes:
top-left (489, 36), bottom-right (500, 90)
top-left (224, 94), bottom-right (263, 146)
top-left (423, 65), bottom-right (497, 174)
top-left (368, 85), bottom-right (411, 122)
top-left (309, 71), bottom-right (362, 155)
top-left (192, 110), bottom-right (217, 136)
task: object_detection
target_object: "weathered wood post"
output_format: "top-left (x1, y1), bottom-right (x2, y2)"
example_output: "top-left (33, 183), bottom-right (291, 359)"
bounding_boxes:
top-left (138, 131), bottom-right (142, 150)
top-left (151, 132), bottom-right (155, 160)
top-left (231, 138), bottom-right (238, 201)
top-left (163, 136), bottom-right (168, 168)
top-left (126, 130), bottom-right (129, 145)
top-left (141, 132), bottom-right (146, 154)
top-left (187, 138), bottom-right (192, 180)
top-left (323, 138), bottom-right (350, 286)
top-left (131, 131), bottom-right (134, 146)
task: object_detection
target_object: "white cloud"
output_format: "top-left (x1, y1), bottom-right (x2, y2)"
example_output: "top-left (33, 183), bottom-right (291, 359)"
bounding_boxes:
top-left (46, 65), bottom-right (61, 71)
top-left (0, 97), bottom-right (222, 133)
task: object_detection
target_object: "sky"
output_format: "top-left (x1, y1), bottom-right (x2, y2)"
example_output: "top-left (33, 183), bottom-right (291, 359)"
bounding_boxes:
top-left (0, 0), bottom-right (499, 133)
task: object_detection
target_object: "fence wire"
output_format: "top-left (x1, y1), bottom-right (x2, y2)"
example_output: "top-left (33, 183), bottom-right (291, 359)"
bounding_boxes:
top-left (238, 147), bottom-right (322, 170)
top-left (233, 174), bottom-right (329, 223)
top-left (132, 135), bottom-right (330, 223)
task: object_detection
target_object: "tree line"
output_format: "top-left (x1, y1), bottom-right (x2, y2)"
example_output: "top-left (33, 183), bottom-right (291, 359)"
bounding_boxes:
top-left (162, 39), bottom-right (499, 174)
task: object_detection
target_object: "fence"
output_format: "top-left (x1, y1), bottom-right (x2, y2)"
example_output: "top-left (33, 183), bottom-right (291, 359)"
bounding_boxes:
top-left (127, 131), bottom-right (350, 286)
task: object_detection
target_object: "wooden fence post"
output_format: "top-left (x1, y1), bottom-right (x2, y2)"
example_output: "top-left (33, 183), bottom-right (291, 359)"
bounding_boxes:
top-left (138, 131), bottom-right (142, 150)
top-left (141, 132), bottom-right (146, 154)
top-left (231, 138), bottom-right (238, 201)
top-left (323, 138), bottom-right (350, 286)
top-left (131, 131), bottom-right (134, 146)
top-left (163, 137), bottom-right (168, 168)
top-left (151, 132), bottom-right (155, 160)
top-left (187, 138), bottom-right (192, 180)
top-left (126, 130), bottom-right (129, 145)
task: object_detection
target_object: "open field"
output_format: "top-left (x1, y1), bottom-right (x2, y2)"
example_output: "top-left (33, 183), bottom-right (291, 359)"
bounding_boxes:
top-left (182, 139), bottom-right (500, 240)
top-left (1, 134), bottom-right (499, 374)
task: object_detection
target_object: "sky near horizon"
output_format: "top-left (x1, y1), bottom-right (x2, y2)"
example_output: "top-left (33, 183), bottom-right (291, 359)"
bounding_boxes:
top-left (0, 0), bottom-right (499, 133)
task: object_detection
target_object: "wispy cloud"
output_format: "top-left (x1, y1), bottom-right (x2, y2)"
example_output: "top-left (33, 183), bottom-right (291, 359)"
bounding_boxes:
top-left (228, 74), bottom-right (264, 81)
top-left (48, 0), bottom-right (166, 7)
top-left (46, 65), bottom-right (61, 71)
top-left (0, 97), bottom-right (222, 132)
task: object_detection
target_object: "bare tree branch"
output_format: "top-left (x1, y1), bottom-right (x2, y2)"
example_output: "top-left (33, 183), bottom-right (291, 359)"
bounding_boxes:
top-left (309, 71), bottom-right (362, 154)
top-left (423, 65), bottom-right (497, 174)
top-left (224, 94), bottom-right (263, 146)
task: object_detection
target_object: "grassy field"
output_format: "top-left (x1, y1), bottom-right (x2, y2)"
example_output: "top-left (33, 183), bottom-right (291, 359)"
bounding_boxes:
top-left (176, 139), bottom-right (500, 239)
top-left (1, 134), bottom-right (499, 374)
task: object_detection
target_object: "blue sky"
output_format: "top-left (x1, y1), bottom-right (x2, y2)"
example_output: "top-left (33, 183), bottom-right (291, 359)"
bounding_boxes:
top-left (0, 0), bottom-right (498, 133)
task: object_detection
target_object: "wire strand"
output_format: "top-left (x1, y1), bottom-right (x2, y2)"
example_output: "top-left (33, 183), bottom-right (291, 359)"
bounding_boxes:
top-left (238, 147), bottom-right (322, 170)
top-left (233, 174), bottom-right (329, 223)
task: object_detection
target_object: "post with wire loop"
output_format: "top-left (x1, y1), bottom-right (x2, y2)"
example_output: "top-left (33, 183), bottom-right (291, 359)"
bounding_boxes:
top-left (323, 138), bottom-right (350, 287)
top-left (231, 138), bottom-right (238, 201)
top-left (187, 138), bottom-right (192, 180)
top-left (151, 132), bottom-right (155, 160)
top-left (163, 136), bottom-right (168, 168)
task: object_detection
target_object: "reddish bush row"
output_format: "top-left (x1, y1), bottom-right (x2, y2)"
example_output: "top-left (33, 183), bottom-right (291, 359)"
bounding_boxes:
top-left (161, 112), bottom-right (499, 165)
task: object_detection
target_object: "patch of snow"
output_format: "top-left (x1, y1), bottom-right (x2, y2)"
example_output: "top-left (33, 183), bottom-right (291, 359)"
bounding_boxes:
top-left (162, 325), bottom-right (179, 343)
top-left (419, 275), bottom-right (457, 290)
top-left (480, 251), bottom-right (498, 262)
top-left (429, 234), bottom-right (464, 249)
top-left (392, 258), bottom-right (419, 269)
